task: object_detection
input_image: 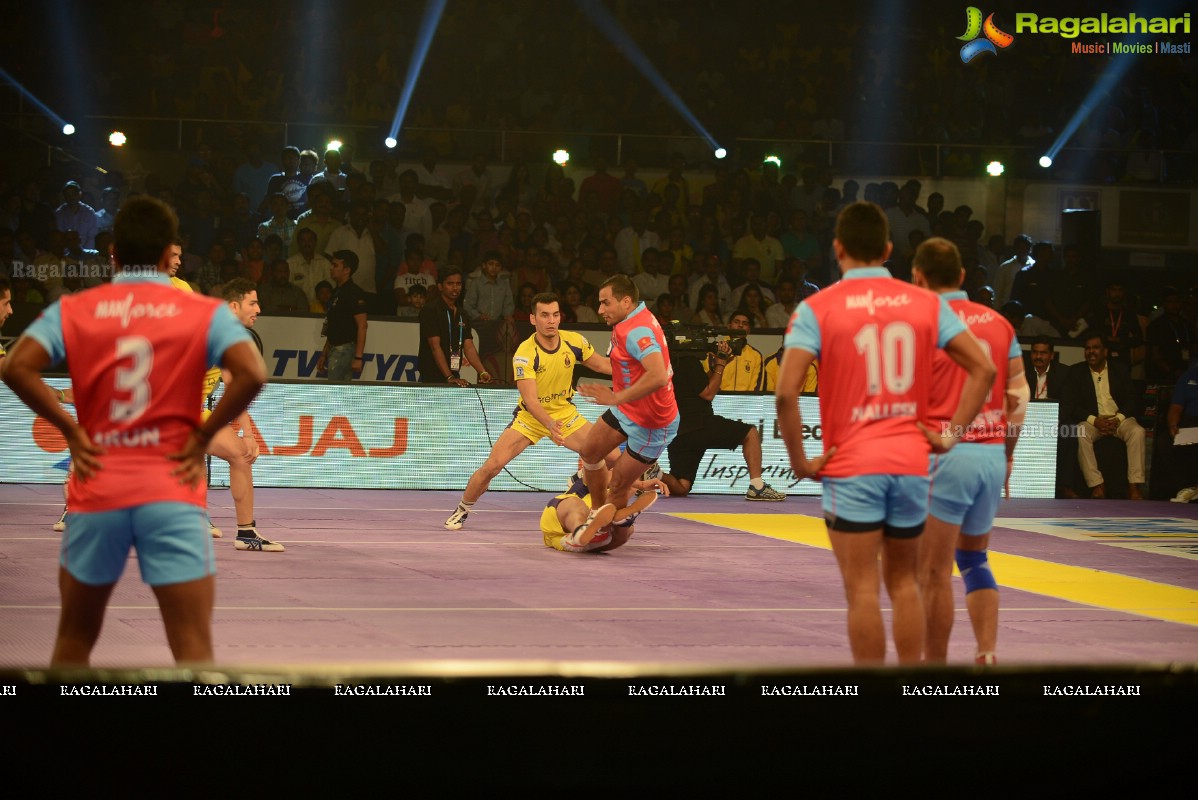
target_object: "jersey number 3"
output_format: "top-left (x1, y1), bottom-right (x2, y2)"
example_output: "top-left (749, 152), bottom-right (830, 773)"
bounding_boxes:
top-left (110, 335), bottom-right (154, 423)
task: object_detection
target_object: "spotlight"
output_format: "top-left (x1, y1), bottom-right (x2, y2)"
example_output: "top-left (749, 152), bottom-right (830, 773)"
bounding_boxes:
top-left (986, 160), bottom-right (1005, 177)
top-left (763, 154), bottom-right (782, 168)
top-left (1039, 155), bottom-right (1053, 168)
top-left (384, 137), bottom-right (398, 149)
top-left (714, 147), bottom-right (727, 160)
top-left (327, 139), bottom-right (343, 153)
top-left (552, 149), bottom-right (570, 166)
top-left (62, 123), bottom-right (75, 136)
top-left (108, 131), bottom-right (126, 147)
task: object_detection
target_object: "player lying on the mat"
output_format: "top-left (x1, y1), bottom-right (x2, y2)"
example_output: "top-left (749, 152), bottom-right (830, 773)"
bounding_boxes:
top-left (540, 470), bottom-right (668, 553)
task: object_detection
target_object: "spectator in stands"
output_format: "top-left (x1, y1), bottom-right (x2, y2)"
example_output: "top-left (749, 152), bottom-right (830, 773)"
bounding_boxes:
top-left (1026, 336), bottom-right (1076, 498)
top-left (262, 146), bottom-right (307, 218)
top-left (1011, 241), bottom-right (1054, 320)
top-left (54, 181), bottom-right (98, 250)
top-left (311, 280), bottom-right (334, 313)
top-left (1146, 286), bottom-right (1195, 384)
top-left (691, 283), bottom-right (724, 327)
top-left (258, 260), bottom-right (310, 313)
top-left (687, 254), bottom-right (733, 316)
top-left (257, 193), bottom-right (297, 252)
top-left (612, 206), bottom-right (658, 276)
top-left (885, 182), bottom-right (930, 262)
top-left (994, 234), bottom-right (1033, 307)
top-left (1164, 361), bottom-right (1198, 502)
top-left (293, 183), bottom-right (342, 258)
top-left (390, 169), bottom-right (433, 244)
top-left (309, 148), bottom-right (347, 192)
top-left (94, 187), bottom-right (121, 235)
top-left (286, 228), bottom-right (330, 305)
top-left (779, 209), bottom-right (823, 278)
top-left (732, 213), bottom-right (785, 283)
top-left (1087, 280), bottom-right (1145, 368)
top-left (765, 276), bottom-right (799, 328)
top-left (632, 248), bottom-right (670, 311)
top-left (453, 153), bottom-right (493, 218)
top-left (233, 139), bottom-right (278, 212)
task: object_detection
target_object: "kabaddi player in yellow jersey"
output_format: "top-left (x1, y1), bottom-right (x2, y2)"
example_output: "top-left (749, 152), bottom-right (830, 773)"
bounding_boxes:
top-left (540, 469), bottom-right (668, 553)
top-left (445, 291), bottom-right (619, 530)
top-left (170, 248), bottom-right (283, 552)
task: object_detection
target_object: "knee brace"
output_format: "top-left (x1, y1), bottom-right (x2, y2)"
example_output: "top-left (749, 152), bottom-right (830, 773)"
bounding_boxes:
top-left (955, 548), bottom-right (997, 594)
top-left (582, 460), bottom-right (605, 471)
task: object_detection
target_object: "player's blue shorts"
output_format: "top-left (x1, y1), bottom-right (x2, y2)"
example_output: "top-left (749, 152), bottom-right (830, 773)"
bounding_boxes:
top-left (822, 474), bottom-right (930, 538)
top-left (928, 443), bottom-right (1006, 535)
top-left (61, 502), bottom-right (215, 587)
top-left (603, 407), bottom-right (679, 463)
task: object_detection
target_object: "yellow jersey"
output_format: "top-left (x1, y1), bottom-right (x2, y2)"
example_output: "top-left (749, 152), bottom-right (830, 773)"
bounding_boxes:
top-left (763, 349), bottom-right (818, 393)
top-left (512, 330), bottom-right (594, 419)
top-left (172, 275), bottom-right (223, 400)
top-left (705, 345), bottom-right (764, 392)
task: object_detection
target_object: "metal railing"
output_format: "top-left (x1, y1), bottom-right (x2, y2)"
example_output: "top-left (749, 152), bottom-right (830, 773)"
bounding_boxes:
top-left (0, 109), bottom-right (1189, 183)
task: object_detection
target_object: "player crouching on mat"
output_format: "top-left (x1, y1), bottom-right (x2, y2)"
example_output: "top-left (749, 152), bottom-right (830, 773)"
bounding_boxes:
top-left (541, 470), bottom-right (668, 553)
top-left (446, 291), bottom-right (619, 530)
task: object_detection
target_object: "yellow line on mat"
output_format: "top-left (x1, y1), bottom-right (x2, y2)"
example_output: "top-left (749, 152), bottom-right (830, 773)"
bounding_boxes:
top-left (669, 512), bottom-right (1198, 627)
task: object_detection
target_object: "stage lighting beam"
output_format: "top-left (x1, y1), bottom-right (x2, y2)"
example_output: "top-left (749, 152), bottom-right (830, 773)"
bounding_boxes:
top-left (574, 0), bottom-right (720, 153)
top-left (387, 0), bottom-right (449, 143)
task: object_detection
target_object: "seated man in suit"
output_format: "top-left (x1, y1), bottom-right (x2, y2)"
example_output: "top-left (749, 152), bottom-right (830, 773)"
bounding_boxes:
top-left (1026, 336), bottom-right (1074, 497)
top-left (1061, 333), bottom-right (1146, 499)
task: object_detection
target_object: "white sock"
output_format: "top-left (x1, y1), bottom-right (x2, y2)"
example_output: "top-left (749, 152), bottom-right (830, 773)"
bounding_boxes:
top-left (749, 477), bottom-right (765, 490)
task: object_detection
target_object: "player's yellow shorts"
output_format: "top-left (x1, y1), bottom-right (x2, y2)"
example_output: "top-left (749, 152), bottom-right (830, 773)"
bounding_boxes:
top-left (540, 495), bottom-right (572, 549)
top-left (540, 493), bottom-right (611, 552)
top-left (511, 408), bottom-right (588, 446)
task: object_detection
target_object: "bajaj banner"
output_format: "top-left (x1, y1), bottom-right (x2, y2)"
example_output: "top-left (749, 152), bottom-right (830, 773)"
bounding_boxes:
top-left (1, 380), bottom-right (1057, 497)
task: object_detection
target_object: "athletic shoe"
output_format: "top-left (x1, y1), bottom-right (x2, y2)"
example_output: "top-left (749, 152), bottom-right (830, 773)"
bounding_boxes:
top-left (640, 462), bottom-right (662, 483)
top-left (975, 652), bottom-right (998, 665)
top-left (566, 468), bottom-right (585, 492)
top-left (234, 527), bottom-right (284, 552)
top-left (1171, 486), bottom-right (1198, 504)
top-left (444, 504), bottom-right (470, 531)
top-left (614, 490), bottom-right (658, 525)
top-left (52, 506), bottom-right (68, 532)
top-left (570, 503), bottom-right (616, 547)
top-left (746, 483), bottom-right (786, 501)
top-left (209, 522), bottom-right (223, 539)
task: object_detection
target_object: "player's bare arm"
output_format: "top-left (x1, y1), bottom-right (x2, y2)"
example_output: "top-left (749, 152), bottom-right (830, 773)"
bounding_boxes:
top-left (582, 351), bottom-right (612, 375)
top-left (775, 346), bottom-right (835, 480)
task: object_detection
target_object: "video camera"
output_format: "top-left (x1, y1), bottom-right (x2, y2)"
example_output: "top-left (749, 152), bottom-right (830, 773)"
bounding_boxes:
top-left (661, 321), bottom-right (748, 357)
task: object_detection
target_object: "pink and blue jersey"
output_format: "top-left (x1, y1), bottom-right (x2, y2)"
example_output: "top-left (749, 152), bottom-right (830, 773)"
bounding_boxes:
top-left (609, 301), bottom-right (678, 428)
top-left (23, 272), bottom-right (250, 512)
top-left (783, 267), bottom-right (967, 478)
top-left (926, 291), bottom-right (1021, 445)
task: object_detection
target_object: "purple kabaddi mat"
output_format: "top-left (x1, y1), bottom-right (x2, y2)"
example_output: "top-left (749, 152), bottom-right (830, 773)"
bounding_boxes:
top-left (1, 483), bottom-right (1196, 669)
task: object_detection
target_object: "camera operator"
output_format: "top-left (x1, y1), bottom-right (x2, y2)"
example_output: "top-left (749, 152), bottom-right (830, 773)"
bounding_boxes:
top-left (659, 328), bottom-right (786, 501)
top-left (705, 311), bottom-right (764, 391)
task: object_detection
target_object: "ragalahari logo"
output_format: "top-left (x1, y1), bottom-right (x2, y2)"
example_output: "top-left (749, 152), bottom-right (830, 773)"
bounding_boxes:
top-left (958, 7), bottom-right (1015, 62)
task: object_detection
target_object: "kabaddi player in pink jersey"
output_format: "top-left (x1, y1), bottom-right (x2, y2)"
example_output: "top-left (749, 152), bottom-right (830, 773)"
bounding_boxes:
top-left (774, 202), bottom-right (995, 665)
top-left (577, 274), bottom-right (679, 513)
top-left (2, 196), bottom-right (266, 665)
top-left (913, 238), bottom-right (1027, 664)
